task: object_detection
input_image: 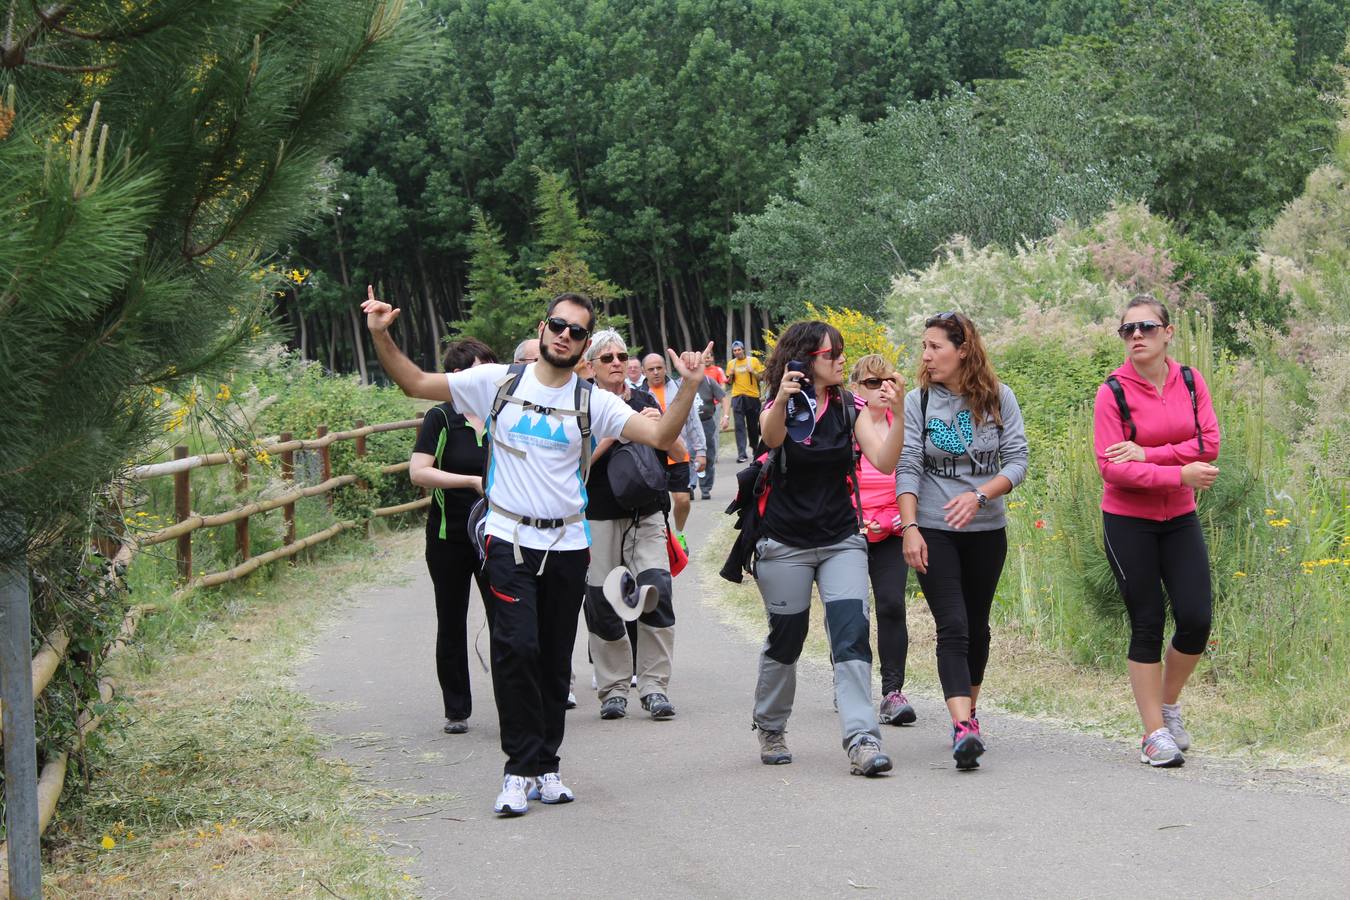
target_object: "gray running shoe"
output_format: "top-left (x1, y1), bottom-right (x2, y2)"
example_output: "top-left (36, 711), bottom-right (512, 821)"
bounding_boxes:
top-left (600, 696), bottom-right (627, 720)
top-left (1161, 703), bottom-right (1191, 751)
top-left (755, 725), bottom-right (791, 765)
top-left (878, 690), bottom-right (917, 726)
top-left (848, 737), bottom-right (893, 776)
top-left (1140, 727), bottom-right (1185, 768)
top-left (640, 692), bottom-right (676, 719)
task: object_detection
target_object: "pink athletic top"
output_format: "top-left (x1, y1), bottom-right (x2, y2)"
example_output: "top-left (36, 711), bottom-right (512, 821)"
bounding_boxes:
top-left (1092, 358), bottom-right (1220, 521)
top-left (853, 395), bottom-right (901, 542)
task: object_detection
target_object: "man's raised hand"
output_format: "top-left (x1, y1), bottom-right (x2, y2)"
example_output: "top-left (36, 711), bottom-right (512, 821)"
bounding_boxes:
top-left (361, 285), bottom-right (401, 333)
top-left (667, 342), bottom-right (714, 382)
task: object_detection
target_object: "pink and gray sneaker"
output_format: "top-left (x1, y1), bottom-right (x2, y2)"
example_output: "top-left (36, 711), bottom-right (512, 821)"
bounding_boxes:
top-left (952, 719), bottom-right (985, 770)
top-left (879, 690), bottom-right (917, 725)
top-left (1140, 727), bottom-right (1185, 768)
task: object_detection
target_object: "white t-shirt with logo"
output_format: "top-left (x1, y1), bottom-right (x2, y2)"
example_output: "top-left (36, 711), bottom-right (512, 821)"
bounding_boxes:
top-left (447, 364), bottom-right (636, 550)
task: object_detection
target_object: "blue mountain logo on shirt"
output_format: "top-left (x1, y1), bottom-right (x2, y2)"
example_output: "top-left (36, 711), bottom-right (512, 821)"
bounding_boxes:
top-left (508, 413), bottom-right (569, 446)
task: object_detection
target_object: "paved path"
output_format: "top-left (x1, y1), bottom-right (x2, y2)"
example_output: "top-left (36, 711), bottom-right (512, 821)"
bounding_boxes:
top-left (298, 471), bottom-right (1350, 899)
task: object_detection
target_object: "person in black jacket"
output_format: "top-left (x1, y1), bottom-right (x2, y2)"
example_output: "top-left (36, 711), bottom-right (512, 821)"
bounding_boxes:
top-left (409, 338), bottom-right (496, 734)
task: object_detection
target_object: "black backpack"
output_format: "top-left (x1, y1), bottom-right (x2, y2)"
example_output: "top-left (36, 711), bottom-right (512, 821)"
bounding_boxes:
top-left (606, 441), bottom-right (667, 511)
top-left (1105, 366), bottom-right (1204, 452)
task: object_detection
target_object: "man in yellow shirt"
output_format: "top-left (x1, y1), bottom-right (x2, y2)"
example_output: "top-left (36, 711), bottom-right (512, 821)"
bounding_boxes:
top-left (725, 340), bottom-right (764, 462)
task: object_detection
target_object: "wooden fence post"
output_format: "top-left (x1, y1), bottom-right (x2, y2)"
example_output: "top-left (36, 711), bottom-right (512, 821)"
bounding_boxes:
top-left (316, 425), bottom-right (331, 511)
top-left (355, 419), bottom-right (369, 537)
top-left (234, 454), bottom-right (249, 563)
top-left (279, 432), bottom-right (296, 547)
top-left (174, 445), bottom-right (191, 582)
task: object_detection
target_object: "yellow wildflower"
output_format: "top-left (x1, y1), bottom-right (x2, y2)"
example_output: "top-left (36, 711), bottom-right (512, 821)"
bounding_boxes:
top-left (100, 835), bottom-right (115, 850)
top-left (1267, 518), bottom-right (1290, 528)
top-left (1233, 571), bottom-right (1246, 577)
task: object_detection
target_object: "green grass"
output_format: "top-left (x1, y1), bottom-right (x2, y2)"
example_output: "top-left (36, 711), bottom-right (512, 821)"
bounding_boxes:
top-left (43, 526), bottom-right (433, 898)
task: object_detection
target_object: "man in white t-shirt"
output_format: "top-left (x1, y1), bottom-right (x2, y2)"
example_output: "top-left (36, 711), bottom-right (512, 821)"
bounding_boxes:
top-left (362, 288), bottom-right (708, 817)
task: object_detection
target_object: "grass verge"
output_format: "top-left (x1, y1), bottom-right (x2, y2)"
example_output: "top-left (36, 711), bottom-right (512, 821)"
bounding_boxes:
top-left (43, 526), bottom-right (430, 898)
top-left (701, 519), bottom-right (1349, 772)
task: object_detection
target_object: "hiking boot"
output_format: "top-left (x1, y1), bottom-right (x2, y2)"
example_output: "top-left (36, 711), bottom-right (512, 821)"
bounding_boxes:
top-left (1140, 727), bottom-right (1185, 768)
top-left (737, 454), bottom-right (748, 463)
top-left (848, 737), bottom-right (893, 776)
top-left (701, 491), bottom-right (712, 501)
top-left (566, 691), bottom-right (577, 710)
top-left (641, 692), bottom-right (676, 719)
top-left (527, 772), bottom-right (575, 804)
top-left (878, 690), bottom-right (916, 726)
top-left (1161, 703), bottom-right (1191, 751)
top-left (754, 725), bottom-right (792, 765)
top-left (494, 775), bottom-right (531, 816)
top-left (443, 719), bottom-right (468, 734)
top-left (600, 696), bottom-right (627, 720)
top-left (952, 720), bottom-right (985, 770)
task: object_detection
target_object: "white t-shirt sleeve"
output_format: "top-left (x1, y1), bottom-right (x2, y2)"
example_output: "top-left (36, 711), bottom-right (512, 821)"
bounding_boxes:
top-left (588, 385), bottom-right (638, 440)
top-left (445, 364), bottom-right (509, 421)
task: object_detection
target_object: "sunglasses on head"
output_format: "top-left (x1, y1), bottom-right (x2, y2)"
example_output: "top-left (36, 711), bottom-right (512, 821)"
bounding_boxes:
top-left (807, 345), bottom-right (844, 360)
top-left (595, 351), bottom-right (629, 364)
top-left (545, 316), bottom-right (591, 342)
top-left (857, 376), bottom-right (896, 390)
top-left (1117, 320), bottom-right (1164, 339)
top-left (925, 311), bottom-right (966, 344)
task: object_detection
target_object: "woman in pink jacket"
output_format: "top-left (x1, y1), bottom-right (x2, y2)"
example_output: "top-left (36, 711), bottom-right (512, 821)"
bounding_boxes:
top-left (1093, 296), bottom-right (1220, 768)
top-left (849, 355), bottom-right (915, 727)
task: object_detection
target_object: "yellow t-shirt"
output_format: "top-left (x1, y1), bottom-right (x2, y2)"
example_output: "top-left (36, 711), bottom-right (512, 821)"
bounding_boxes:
top-left (726, 356), bottom-right (764, 398)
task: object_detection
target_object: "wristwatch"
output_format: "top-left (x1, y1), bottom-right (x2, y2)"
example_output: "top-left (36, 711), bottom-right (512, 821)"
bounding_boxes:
top-left (974, 490), bottom-right (988, 508)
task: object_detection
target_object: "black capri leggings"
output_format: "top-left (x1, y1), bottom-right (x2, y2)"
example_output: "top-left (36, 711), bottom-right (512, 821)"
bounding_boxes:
top-left (912, 527), bottom-right (1007, 700)
top-left (867, 535), bottom-right (909, 695)
top-left (1102, 511), bottom-right (1212, 664)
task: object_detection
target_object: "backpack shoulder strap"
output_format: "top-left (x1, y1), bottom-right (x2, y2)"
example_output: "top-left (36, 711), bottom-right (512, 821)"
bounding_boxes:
top-left (1179, 365), bottom-right (1203, 453)
top-left (920, 388), bottom-right (930, 445)
top-left (484, 363), bottom-right (529, 475)
top-left (1105, 375), bottom-right (1136, 441)
top-left (431, 405), bottom-right (453, 540)
top-left (574, 377), bottom-right (593, 479)
top-left (840, 389), bottom-right (865, 530)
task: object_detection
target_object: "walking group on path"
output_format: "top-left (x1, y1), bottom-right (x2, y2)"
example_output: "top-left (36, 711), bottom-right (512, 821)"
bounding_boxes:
top-left (362, 285), bottom-right (1220, 816)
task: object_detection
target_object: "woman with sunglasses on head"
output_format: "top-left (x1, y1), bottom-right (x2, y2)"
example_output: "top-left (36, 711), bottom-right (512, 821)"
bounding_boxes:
top-left (848, 355), bottom-right (916, 727)
top-left (751, 322), bottom-right (906, 777)
top-left (1094, 296), bottom-right (1220, 768)
top-left (897, 312), bottom-right (1028, 770)
top-left (408, 338), bottom-right (497, 736)
top-left (580, 331), bottom-right (680, 721)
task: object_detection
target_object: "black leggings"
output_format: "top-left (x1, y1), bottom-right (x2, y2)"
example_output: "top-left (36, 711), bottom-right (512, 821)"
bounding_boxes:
top-left (912, 527), bottom-right (1007, 700)
top-left (1102, 511), bottom-right (1212, 664)
top-left (867, 535), bottom-right (909, 694)
top-left (426, 537), bottom-right (481, 720)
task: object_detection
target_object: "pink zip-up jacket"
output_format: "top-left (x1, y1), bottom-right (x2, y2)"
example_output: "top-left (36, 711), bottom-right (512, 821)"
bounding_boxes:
top-left (1092, 358), bottom-right (1220, 521)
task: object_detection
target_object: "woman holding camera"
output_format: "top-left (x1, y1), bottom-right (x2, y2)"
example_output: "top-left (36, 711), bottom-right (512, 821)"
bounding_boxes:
top-left (1094, 296), bottom-right (1220, 768)
top-left (897, 312), bottom-right (1028, 771)
top-left (751, 321), bottom-right (906, 777)
top-left (848, 354), bottom-right (915, 727)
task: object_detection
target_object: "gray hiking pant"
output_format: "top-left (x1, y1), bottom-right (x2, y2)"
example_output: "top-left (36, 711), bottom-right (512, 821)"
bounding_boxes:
top-left (583, 515), bottom-right (675, 701)
top-left (752, 533), bottom-right (880, 750)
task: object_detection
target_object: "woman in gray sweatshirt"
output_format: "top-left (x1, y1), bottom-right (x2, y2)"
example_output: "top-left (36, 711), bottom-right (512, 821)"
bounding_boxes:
top-left (896, 312), bottom-right (1028, 770)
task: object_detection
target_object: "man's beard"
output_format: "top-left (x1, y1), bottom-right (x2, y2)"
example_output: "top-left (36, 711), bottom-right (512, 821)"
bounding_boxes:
top-left (540, 340), bottom-right (584, 370)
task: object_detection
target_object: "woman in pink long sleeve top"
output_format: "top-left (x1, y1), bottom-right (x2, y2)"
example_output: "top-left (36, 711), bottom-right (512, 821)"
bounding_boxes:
top-left (1092, 295), bottom-right (1220, 768)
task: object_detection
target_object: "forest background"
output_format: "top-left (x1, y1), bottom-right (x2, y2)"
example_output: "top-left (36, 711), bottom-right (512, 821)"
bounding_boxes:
top-left (3, 0), bottom-right (1350, 889)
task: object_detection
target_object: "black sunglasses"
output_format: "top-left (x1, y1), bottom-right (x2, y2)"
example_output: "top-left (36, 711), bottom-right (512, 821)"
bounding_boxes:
top-left (545, 316), bottom-right (591, 342)
top-left (596, 351), bottom-right (629, 364)
top-left (1117, 320), bottom-right (1164, 339)
top-left (925, 311), bottom-right (966, 344)
top-left (857, 376), bottom-right (896, 390)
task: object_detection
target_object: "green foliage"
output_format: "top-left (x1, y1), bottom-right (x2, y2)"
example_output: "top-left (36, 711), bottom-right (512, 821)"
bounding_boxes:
top-left (528, 168), bottom-right (627, 331)
top-left (450, 208), bottom-right (535, 360)
top-left (734, 88), bottom-right (1149, 319)
top-left (1009, 0), bottom-right (1336, 239)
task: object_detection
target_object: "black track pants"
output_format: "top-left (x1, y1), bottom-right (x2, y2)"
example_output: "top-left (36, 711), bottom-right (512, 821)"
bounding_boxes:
top-left (913, 527), bottom-right (1007, 700)
top-left (1102, 511), bottom-right (1212, 663)
top-left (425, 538), bottom-right (480, 720)
top-left (482, 538), bottom-right (588, 777)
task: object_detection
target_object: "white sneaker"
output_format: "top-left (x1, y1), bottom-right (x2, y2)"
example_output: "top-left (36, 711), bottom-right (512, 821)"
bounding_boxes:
top-left (493, 774), bottom-right (531, 816)
top-left (1161, 703), bottom-right (1191, 751)
top-left (1140, 728), bottom-right (1185, 768)
top-left (528, 772), bottom-right (575, 805)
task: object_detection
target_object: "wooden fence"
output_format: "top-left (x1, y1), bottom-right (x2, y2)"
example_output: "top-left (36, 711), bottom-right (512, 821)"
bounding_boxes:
top-left (0, 413), bottom-right (429, 893)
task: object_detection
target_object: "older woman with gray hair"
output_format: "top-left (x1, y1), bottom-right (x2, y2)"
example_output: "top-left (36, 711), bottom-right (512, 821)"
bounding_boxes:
top-left (579, 330), bottom-right (680, 720)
